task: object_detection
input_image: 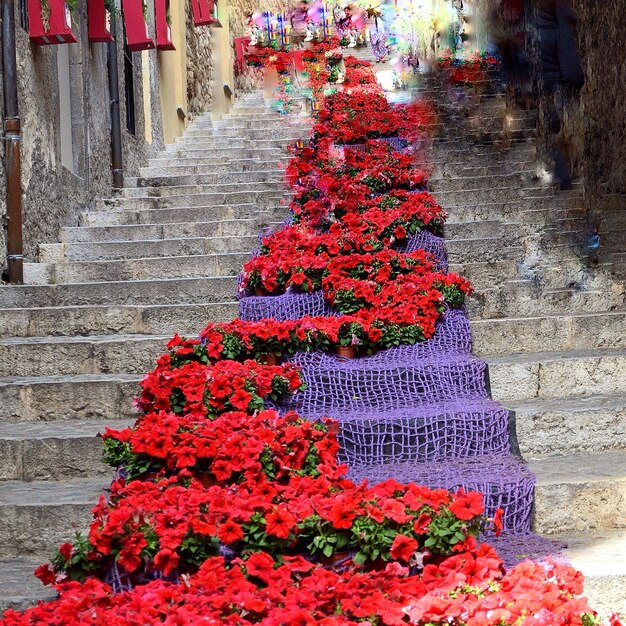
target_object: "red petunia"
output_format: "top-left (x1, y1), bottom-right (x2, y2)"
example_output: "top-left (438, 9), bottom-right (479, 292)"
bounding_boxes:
top-left (449, 489), bottom-right (485, 521)
top-left (265, 506), bottom-right (297, 539)
top-left (390, 534), bottom-right (418, 561)
top-left (218, 519), bottom-right (244, 544)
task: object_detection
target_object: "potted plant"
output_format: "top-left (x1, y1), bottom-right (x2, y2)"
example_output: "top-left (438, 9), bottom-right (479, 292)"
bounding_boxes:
top-left (28, 0), bottom-right (77, 44)
top-left (155, 0), bottom-right (175, 50)
top-left (121, 0), bottom-right (155, 51)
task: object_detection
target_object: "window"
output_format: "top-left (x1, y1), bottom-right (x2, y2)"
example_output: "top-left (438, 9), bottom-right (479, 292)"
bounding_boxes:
top-left (19, 0), bottom-right (28, 31)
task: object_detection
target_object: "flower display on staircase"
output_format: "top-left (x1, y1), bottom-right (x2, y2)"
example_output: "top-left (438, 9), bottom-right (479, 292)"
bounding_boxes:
top-left (1, 39), bottom-right (622, 626)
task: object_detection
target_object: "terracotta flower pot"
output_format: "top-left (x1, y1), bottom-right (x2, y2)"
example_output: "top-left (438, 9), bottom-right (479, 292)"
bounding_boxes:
top-left (334, 345), bottom-right (357, 359)
top-left (318, 551), bottom-right (353, 571)
top-left (254, 286), bottom-right (270, 297)
top-left (258, 353), bottom-right (280, 366)
top-left (197, 473), bottom-right (217, 488)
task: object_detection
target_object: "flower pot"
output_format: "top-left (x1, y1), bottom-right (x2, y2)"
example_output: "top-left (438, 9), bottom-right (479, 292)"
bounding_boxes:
top-left (121, 0), bottom-right (155, 51)
top-left (88, 0), bottom-right (114, 42)
top-left (334, 345), bottom-right (357, 359)
top-left (258, 354), bottom-right (280, 366)
top-left (197, 473), bottom-right (217, 488)
top-left (28, 0), bottom-right (77, 44)
top-left (318, 551), bottom-right (353, 572)
top-left (254, 286), bottom-right (270, 297)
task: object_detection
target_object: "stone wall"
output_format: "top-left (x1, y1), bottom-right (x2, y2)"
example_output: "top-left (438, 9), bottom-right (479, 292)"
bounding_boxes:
top-left (185, 2), bottom-right (214, 115)
top-left (571, 0), bottom-right (626, 228)
top-left (524, 0), bottom-right (626, 231)
top-left (0, 0), bottom-right (164, 274)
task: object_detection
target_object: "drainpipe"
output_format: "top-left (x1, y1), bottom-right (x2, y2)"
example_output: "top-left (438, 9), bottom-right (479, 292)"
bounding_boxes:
top-left (107, 9), bottom-right (124, 189)
top-left (1, 0), bottom-right (24, 284)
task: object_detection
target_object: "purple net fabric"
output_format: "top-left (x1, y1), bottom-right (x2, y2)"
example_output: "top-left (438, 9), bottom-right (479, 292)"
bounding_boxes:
top-left (332, 399), bottom-right (510, 465)
top-left (485, 533), bottom-right (569, 569)
top-left (283, 351), bottom-right (489, 414)
top-left (239, 288), bottom-right (337, 321)
top-left (103, 562), bottom-right (179, 593)
top-left (399, 230), bottom-right (449, 271)
top-left (348, 456), bottom-right (535, 535)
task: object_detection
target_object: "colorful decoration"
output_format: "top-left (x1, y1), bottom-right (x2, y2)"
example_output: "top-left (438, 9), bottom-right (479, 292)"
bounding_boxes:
top-left (87, 0), bottom-right (113, 43)
top-left (121, 0), bottom-right (155, 51)
top-left (154, 0), bottom-right (174, 50)
top-left (27, 0), bottom-right (77, 45)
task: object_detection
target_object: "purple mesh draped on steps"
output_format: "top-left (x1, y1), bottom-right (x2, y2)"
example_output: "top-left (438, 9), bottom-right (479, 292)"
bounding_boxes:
top-left (486, 534), bottom-right (568, 570)
top-left (239, 288), bottom-right (336, 321)
top-left (348, 456), bottom-right (535, 535)
top-left (276, 303), bottom-right (536, 535)
top-left (283, 350), bottom-right (488, 415)
top-left (331, 399), bottom-right (510, 466)
top-left (399, 230), bottom-right (449, 271)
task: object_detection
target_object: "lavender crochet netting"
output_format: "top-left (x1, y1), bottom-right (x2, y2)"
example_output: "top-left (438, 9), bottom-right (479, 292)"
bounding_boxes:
top-left (240, 235), bottom-right (544, 549)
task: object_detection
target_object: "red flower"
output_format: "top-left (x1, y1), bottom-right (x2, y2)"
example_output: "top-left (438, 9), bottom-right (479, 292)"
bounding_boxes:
top-left (244, 551), bottom-right (276, 582)
top-left (218, 519), bottom-right (244, 544)
top-left (34, 564), bottom-right (57, 586)
top-left (390, 534), bottom-right (418, 561)
top-left (413, 513), bottom-right (432, 535)
top-left (266, 506), bottom-right (297, 539)
top-left (229, 389), bottom-right (253, 411)
top-left (493, 507), bottom-right (504, 537)
top-left (449, 489), bottom-right (485, 521)
top-left (58, 543), bottom-right (73, 561)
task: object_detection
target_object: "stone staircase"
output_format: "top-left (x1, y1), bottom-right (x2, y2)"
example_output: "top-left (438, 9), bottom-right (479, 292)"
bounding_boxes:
top-left (0, 91), bottom-right (309, 610)
top-left (0, 67), bottom-right (624, 617)
top-left (423, 87), bottom-right (626, 615)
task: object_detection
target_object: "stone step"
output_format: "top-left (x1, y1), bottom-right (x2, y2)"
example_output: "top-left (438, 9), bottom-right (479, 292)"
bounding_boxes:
top-left (455, 256), bottom-right (611, 292)
top-left (443, 198), bottom-right (584, 225)
top-left (0, 334), bottom-right (167, 377)
top-left (185, 124), bottom-right (303, 138)
top-left (0, 276), bottom-right (238, 308)
top-left (0, 558), bottom-right (57, 612)
top-left (0, 478), bottom-right (109, 558)
top-left (0, 301), bottom-right (238, 338)
top-left (165, 137), bottom-right (301, 153)
top-left (450, 259), bottom-right (520, 289)
top-left (140, 158), bottom-right (285, 177)
top-left (429, 172), bottom-right (544, 193)
top-left (94, 189), bottom-right (288, 211)
top-left (530, 451), bottom-right (626, 535)
top-left (33, 252), bottom-right (251, 284)
top-left (0, 418), bottom-right (133, 480)
top-left (470, 281), bottom-right (623, 319)
top-left (63, 218), bottom-right (260, 244)
top-left (447, 237), bottom-right (522, 263)
top-left (471, 310), bottom-right (626, 356)
top-left (44, 237), bottom-right (256, 263)
top-left (134, 169), bottom-right (284, 187)
top-left (81, 202), bottom-right (279, 226)
top-left (433, 184), bottom-right (575, 207)
top-left (446, 220), bottom-right (580, 248)
top-left (147, 147), bottom-right (290, 163)
top-left (510, 393), bottom-right (626, 456)
top-left (0, 373), bottom-right (140, 422)
top-left (121, 179), bottom-right (285, 199)
top-left (429, 159), bottom-right (534, 175)
top-left (486, 348), bottom-right (626, 403)
top-left (559, 533), bottom-right (626, 619)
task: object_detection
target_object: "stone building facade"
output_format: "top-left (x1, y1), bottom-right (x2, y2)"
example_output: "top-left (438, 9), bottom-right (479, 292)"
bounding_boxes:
top-left (0, 0), bottom-right (250, 276)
